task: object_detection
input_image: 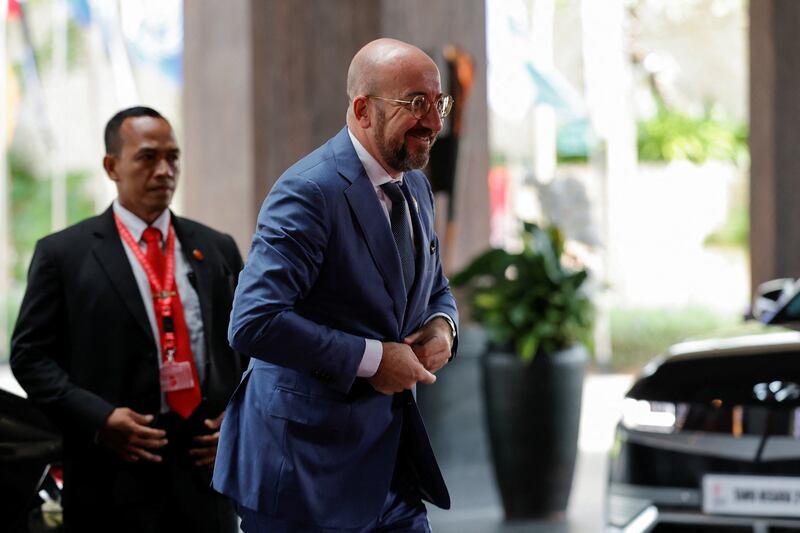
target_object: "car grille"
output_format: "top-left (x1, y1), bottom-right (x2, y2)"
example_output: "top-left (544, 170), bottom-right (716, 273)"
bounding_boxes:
top-left (610, 438), bottom-right (800, 488)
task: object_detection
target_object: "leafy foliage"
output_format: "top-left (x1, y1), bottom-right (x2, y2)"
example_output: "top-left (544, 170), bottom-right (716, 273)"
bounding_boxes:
top-left (609, 306), bottom-right (741, 372)
top-left (637, 104), bottom-right (748, 166)
top-left (9, 149), bottom-right (94, 281)
top-left (452, 222), bottom-right (594, 362)
top-left (704, 204), bottom-right (749, 249)
top-left (2, 150), bottom-right (94, 362)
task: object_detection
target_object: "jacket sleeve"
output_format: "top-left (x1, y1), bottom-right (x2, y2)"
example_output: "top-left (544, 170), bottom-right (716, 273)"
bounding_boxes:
top-left (221, 232), bottom-right (250, 373)
top-left (10, 240), bottom-right (115, 437)
top-left (228, 175), bottom-right (364, 394)
top-left (421, 180), bottom-right (460, 358)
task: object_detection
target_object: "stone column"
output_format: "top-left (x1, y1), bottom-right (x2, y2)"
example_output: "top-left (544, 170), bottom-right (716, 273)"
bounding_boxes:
top-left (183, 0), bottom-right (489, 267)
top-left (750, 0), bottom-right (800, 290)
top-left (183, 0), bottom-right (256, 251)
top-left (379, 0), bottom-right (490, 270)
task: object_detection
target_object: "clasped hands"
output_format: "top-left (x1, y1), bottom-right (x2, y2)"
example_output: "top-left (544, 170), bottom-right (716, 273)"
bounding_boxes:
top-left (97, 408), bottom-right (224, 468)
top-left (98, 319), bottom-right (454, 458)
top-left (368, 317), bottom-right (454, 395)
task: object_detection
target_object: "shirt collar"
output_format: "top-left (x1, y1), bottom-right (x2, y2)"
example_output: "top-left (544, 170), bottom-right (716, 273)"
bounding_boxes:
top-left (112, 199), bottom-right (171, 243)
top-left (347, 128), bottom-right (403, 189)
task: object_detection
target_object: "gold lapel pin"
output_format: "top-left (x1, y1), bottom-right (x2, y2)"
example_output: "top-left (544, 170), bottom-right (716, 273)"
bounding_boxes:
top-left (192, 249), bottom-right (204, 261)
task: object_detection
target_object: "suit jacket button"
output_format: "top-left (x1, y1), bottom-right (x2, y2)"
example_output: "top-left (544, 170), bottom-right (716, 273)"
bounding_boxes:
top-left (430, 241), bottom-right (436, 254)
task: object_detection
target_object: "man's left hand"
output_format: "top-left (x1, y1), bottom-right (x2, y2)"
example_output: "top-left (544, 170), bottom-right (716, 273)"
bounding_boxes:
top-left (404, 317), bottom-right (454, 374)
top-left (189, 412), bottom-right (224, 468)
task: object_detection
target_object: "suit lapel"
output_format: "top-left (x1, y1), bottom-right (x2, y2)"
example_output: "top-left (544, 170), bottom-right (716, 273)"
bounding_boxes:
top-left (333, 128), bottom-right (406, 326)
top-left (91, 207), bottom-right (154, 344)
top-left (343, 176), bottom-right (406, 325)
top-left (401, 175), bottom-right (429, 331)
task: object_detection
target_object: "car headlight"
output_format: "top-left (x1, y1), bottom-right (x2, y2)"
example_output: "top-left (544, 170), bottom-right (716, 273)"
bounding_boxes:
top-left (621, 398), bottom-right (677, 433)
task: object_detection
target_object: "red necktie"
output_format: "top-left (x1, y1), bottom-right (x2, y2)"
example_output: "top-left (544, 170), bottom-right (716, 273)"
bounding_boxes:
top-left (142, 227), bottom-right (201, 419)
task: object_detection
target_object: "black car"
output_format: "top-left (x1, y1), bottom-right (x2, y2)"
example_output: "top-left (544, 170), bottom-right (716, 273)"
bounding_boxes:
top-left (607, 280), bottom-right (800, 533)
top-left (0, 385), bottom-right (62, 532)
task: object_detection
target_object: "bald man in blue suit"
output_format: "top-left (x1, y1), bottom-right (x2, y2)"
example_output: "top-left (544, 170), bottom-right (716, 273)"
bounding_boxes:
top-left (212, 38), bottom-right (459, 532)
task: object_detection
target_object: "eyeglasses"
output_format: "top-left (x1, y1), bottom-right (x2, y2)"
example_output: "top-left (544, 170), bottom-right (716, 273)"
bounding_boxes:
top-left (367, 94), bottom-right (454, 120)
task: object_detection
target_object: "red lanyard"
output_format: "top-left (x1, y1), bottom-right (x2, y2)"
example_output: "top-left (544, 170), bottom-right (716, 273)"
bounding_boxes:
top-left (113, 213), bottom-right (179, 362)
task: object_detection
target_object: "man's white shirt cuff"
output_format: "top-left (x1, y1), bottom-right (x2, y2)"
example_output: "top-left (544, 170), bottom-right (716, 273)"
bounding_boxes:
top-left (425, 313), bottom-right (456, 339)
top-left (357, 338), bottom-right (383, 377)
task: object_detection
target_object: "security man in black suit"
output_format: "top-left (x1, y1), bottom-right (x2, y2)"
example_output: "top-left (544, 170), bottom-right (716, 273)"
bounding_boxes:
top-left (11, 106), bottom-right (247, 533)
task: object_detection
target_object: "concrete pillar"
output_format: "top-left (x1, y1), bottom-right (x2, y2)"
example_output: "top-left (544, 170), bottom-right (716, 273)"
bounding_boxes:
top-left (183, 0), bottom-right (489, 268)
top-left (377, 1), bottom-right (490, 270)
top-left (750, 0), bottom-right (800, 290)
top-left (183, 0), bottom-right (256, 251)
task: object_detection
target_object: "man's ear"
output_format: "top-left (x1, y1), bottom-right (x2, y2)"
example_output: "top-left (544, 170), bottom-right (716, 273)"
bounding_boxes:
top-left (352, 96), bottom-right (371, 128)
top-left (103, 154), bottom-right (118, 182)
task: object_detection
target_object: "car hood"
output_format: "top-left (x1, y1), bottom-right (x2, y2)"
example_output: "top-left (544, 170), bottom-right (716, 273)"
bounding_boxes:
top-left (0, 388), bottom-right (61, 461)
top-left (627, 326), bottom-right (800, 405)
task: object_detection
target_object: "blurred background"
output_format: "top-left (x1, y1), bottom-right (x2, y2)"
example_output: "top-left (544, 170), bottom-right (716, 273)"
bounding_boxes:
top-left (0, 0), bottom-right (754, 373)
top-left (3, 0), bottom-right (799, 531)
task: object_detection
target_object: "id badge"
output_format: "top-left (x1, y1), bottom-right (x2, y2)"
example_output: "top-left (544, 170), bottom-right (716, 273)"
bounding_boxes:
top-left (160, 360), bottom-right (195, 392)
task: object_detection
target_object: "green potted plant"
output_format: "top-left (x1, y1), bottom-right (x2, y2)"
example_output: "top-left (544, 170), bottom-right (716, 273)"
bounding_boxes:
top-left (452, 221), bottom-right (594, 521)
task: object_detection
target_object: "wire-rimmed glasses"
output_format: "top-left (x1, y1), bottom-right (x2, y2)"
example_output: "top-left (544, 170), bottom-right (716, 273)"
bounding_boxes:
top-left (367, 94), bottom-right (454, 119)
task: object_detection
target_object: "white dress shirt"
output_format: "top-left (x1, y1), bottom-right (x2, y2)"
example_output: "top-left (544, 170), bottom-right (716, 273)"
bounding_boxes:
top-left (112, 200), bottom-right (207, 411)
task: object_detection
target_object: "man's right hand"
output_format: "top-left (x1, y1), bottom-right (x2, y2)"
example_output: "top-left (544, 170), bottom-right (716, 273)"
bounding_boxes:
top-left (97, 407), bottom-right (168, 463)
top-left (368, 342), bottom-right (436, 395)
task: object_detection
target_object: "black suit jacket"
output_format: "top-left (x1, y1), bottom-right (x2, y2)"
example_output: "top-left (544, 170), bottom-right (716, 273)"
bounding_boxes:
top-left (9, 206), bottom-right (247, 513)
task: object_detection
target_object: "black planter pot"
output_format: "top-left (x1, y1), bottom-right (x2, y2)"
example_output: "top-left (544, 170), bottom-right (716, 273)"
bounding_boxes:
top-left (482, 344), bottom-right (587, 520)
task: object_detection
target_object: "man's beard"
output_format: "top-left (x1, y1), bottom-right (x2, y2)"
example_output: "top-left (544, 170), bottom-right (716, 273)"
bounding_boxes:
top-left (375, 108), bottom-right (436, 172)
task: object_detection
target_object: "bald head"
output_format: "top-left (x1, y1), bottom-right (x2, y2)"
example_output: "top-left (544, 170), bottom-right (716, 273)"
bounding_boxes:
top-left (346, 38), bottom-right (439, 102)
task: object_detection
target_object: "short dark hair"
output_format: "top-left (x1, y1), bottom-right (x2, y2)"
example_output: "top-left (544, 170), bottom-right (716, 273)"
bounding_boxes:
top-left (104, 106), bottom-right (168, 155)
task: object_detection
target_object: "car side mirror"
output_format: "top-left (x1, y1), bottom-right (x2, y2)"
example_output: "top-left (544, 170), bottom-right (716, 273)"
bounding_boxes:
top-left (752, 277), bottom-right (800, 327)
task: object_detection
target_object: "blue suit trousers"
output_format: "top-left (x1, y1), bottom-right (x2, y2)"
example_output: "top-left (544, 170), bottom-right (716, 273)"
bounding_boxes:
top-left (238, 484), bottom-right (431, 533)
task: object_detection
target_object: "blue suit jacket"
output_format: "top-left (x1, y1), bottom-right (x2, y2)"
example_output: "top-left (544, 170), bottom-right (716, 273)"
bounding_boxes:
top-left (212, 128), bottom-right (459, 529)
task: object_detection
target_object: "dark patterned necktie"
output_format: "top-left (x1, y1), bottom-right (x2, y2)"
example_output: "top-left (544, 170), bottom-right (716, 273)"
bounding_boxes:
top-left (380, 181), bottom-right (415, 293)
